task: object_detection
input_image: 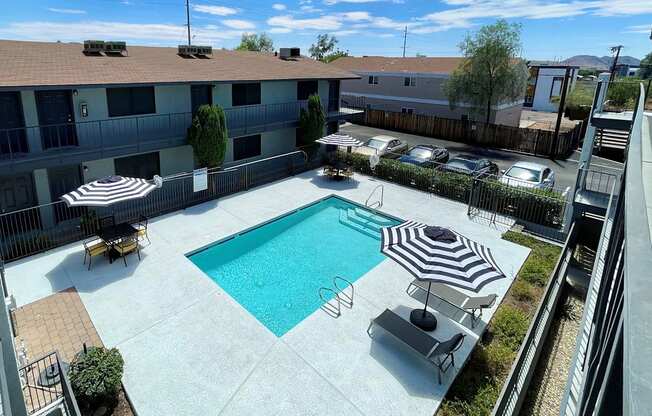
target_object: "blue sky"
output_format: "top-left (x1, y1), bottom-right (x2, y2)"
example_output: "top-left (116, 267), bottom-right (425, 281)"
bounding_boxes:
top-left (1, 0), bottom-right (651, 60)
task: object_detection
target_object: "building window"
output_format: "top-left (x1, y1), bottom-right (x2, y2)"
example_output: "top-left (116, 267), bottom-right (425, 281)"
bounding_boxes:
top-left (550, 76), bottom-right (564, 100)
top-left (233, 134), bottom-right (261, 161)
top-left (401, 108), bottom-right (414, 115)
top-left (191, 84), bottom-right (213, 114)
top-left (115, 152), bottom-right (160, 179)
top-left (326, 121), bottom-right (339, 135)
top-left (368, 76), bottom-right (379, 85)
top-left (232, 83), bottom-right (261, 106)
top-left (461, 114), bottom-right (469, 121)
top-left (297, 80), bottom-right (319, 101)
top-left (404, 77), bottom-right (416, 87)
top-left (107, 87), bottom-right (156, 117)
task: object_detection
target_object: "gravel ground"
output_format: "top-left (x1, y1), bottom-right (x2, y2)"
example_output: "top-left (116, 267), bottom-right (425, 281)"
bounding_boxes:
top-left (520, 291), bottom-right (584, 416)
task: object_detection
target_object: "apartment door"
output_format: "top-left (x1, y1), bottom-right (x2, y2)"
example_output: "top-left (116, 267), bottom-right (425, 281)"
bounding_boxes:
top-left (48, 165), bottom-right (84, 222)
top-left (36, 90), bottom-right (78, 150)
top-left (191, 85), bottom-right (213, 115)
top-left (0, 92), bottom-right (28, 156)
top-left (0, 173), bottom-right (36, 214)
top-left (328, 80), bottom-right (340, 112)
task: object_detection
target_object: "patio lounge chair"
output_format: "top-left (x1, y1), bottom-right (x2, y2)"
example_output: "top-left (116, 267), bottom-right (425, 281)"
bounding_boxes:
top-left (367, 309), bottom-right (465, 384)
top-left (407, 280), bottom-right (497, 328)
top-left (83, 238), bottom-right (109, 270)
top-left (114, 235), bottom-right (140, 267)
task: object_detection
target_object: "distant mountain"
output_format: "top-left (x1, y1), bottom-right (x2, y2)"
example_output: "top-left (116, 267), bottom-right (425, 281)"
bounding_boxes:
top-left (600, 55), bottom-right (641, 67)
top-left (560, 54), bottom-right (641, 70)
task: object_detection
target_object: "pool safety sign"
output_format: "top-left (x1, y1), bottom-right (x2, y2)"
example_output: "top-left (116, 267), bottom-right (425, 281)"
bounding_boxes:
top-left (193, 168), bottom-right (208, 192)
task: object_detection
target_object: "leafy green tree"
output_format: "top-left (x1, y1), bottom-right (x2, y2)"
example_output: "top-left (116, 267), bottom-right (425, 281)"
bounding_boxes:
top-left (298, 94), bottom-right (325, 146)
top-left (235, 33), bottom-right (274, 52)
top-left (309, 34), bottom-right (338, 61)
top-left (639, 52), bottom-right (652, 79)
top-left (444, 20), bottom-right (528, 124)
top-left (69, 347), bottom-right (124, 409)
top-left (188, 105), bottom-right (228, 168)
top-left (323, 49), bottom-right (349, 63)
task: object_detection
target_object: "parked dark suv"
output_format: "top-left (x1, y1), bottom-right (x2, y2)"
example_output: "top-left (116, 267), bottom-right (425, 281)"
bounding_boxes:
top-left (439, 155), bottom-right (499, 178)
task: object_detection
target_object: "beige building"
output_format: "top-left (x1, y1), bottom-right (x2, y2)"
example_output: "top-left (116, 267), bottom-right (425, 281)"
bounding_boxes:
top-left (330, 56), bottom-right (523, 127)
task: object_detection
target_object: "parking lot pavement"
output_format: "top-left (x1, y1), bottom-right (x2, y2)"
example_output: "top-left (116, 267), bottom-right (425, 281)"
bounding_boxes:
top-left (340, 123), bottom-right (623, 192)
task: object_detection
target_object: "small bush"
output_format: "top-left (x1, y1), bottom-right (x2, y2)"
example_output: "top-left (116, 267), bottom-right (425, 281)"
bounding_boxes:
top-left (69, 347), bottom-right (124, 409)
top-left (188, 104), bottom-right (228, 168)
top-left (490, 305), bottom-right (529, 352)
top-left (483, 342), bottom-right (516, 380)
top-left (510, 279), bottom-right (537, 302)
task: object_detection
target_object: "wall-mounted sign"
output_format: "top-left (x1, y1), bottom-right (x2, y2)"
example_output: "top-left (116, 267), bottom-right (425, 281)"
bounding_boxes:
top-left (193, 168), bottom-right (208, 192)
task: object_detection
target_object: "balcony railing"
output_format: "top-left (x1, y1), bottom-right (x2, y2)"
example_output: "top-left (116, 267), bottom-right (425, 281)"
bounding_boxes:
top-left (18, 351), bottom-right (81, 415)
top-left (0, 100), bottom-right (353, 170)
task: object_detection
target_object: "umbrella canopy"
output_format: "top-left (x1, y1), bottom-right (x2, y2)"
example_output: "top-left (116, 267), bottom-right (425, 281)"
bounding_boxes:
top-left (61, 175), bottom-right (158, 207)
top-left (315, 133), bottom-right (363, 147)
top-left (381, 221), bottom-right (505, 293)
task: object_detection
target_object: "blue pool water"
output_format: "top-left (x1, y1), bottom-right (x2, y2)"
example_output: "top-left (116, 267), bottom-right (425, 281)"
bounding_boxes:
top-left (188, 196), bottom-right (400, 336)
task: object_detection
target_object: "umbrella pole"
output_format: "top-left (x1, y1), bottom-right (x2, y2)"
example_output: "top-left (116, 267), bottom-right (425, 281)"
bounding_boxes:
top-left (422, 281), bottom-right (432, 317)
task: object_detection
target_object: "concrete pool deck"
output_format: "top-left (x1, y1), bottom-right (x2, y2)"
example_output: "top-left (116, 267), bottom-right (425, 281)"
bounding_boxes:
top-left (6, 169), bottom-right (530, 416)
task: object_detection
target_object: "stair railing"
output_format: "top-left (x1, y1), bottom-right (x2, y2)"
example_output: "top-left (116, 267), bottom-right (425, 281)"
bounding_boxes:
top-left (365, 184), bottom-right (384, 210)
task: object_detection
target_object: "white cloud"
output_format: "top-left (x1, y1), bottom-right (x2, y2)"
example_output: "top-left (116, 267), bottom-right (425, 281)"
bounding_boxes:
top-left (626, 24), bottom-right (652, 34)
top-left (0, 20), bottom-right (245, 45)
top-left (192, 5), bottom-right (239, 16)
top-left (222, 19), bottom-right (255, 30)
top-left (340, 12), bottom-right (371, 21)
top-left (332, 29), bottom-right (359, 36)
top-left (47, 8), bottom-right (86, 14)
top-left (272, 3), bottom-right (287, 10)
top-left (269, 27), bottom-right (292, 34)
top-left (267, 14), bottom-right (342, 31)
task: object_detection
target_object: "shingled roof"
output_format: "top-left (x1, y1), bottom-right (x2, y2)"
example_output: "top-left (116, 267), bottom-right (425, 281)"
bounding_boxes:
top-left (329, 56), bottom-right (465, 74)
top-left (0, 40), bottom-right (358, 88)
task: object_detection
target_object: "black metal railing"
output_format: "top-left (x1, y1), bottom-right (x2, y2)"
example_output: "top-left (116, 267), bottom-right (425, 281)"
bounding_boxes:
top-left (18, 351), bottom-right (81, 415)
top-left (0, 100), bottom-right (356, 166)
top-left (491, 222), bottom-right (577, 416)
top-left (0, 150), bottom-right (322, 262)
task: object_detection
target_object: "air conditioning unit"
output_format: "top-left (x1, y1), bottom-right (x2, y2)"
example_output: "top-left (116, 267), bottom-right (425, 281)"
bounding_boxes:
top-left (104, 41), bottom-right (127, 54)
top-left (279, 47), bottom-right (301, 60)
top-left (83, 40), bottom-right (104, 53)
top-left (195, 45), bottom-right (212, 56)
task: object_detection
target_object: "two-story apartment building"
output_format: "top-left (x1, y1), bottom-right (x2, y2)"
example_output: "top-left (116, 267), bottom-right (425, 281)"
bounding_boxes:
top-left (330, 56), bottom-right (524, 126)
top-left (523, 62), bottom-right (579, 112)
top-left (0, 40), bottom-right (357, 214)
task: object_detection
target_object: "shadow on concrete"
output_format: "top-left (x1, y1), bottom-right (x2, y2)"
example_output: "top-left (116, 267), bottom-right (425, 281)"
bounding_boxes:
top-left (309, 174), bottom-right (360, 191)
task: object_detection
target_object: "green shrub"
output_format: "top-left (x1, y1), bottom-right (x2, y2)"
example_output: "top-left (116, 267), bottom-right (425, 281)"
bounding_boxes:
top-left (483, 342), bottom-right (516, 380)
top-left (503, 231), bottom-right (561, 286)
top-left (441, 383), bottom-right (500, 416)
top-left (510, 279), bottom-right (537, 302)
top-left (69, 347), bottom-right (124, 408)
top-left (490, 305), bottom-right (529, 352)
top-left (188, 104), bottom-right (228, 168)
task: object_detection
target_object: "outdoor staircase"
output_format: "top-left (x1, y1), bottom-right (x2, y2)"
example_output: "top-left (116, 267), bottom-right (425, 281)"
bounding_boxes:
top-left (338, 207), bottom-right (394, 240)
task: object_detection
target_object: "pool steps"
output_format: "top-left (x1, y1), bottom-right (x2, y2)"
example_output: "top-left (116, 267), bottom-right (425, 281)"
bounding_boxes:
top-left (338, 207), bottom-right (394, 240)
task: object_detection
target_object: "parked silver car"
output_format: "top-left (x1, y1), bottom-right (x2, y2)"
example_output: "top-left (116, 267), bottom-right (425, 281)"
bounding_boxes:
top-left (354, 135), bottom-right (408, 158)
top-left (499, 161), bottom-right (556, 190)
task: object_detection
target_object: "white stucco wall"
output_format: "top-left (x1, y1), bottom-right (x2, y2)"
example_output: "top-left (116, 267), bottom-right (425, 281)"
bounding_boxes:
top-left (160, 145), bottom-right (194, 176)
top-left (530, 67), bottom-right (578, 113)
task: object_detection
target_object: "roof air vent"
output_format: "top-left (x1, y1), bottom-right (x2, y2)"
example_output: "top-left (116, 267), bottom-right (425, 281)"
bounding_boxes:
top-left (83, 40), bottom-right (104, 54)
top-left (279, 47), bottom-right (300, 60)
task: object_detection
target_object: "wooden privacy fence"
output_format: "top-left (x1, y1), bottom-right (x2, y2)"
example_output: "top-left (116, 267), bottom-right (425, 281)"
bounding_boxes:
top-left (362, 109), bottom-right (585, 159)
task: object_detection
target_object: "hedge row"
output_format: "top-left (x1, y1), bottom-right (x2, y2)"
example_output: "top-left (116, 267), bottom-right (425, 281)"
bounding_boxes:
top-left (337, 151), bottom-right (566, 228)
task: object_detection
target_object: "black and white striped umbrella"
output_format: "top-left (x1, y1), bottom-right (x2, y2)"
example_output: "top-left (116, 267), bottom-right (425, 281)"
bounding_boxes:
top-left (61, 175), bottom-right (158, 207)
top-left (315, 133), bottom-right (363, 147)
top-left (381, 221), bottom-right (505, 293)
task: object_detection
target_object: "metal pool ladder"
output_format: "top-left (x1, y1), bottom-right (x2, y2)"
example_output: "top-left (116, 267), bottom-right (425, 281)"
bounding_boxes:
top-left (318, 276), bottom-right (355, 318)
top-left (365, 184), bottom-right (384, 210)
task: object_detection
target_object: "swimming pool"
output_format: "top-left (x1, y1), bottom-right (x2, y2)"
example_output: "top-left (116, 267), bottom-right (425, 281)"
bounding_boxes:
top-left (188, 196), bottom-right (401, 336)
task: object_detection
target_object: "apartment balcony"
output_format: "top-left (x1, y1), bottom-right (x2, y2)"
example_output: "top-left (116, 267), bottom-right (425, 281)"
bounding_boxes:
top-left (0, 100), bottom-right (356, 174)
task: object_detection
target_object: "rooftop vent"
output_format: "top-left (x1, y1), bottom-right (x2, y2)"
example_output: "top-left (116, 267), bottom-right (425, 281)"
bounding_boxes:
top-left (104, 41), bottom-right (127, 55)
top-left (279, 47), bottom-right (300, 60)
top-left (83, 40), bottom-right (105, 54)
top-left (178, 45), bottom-right (212, 57)
top-left (83, 40), bottom-right (127, 55)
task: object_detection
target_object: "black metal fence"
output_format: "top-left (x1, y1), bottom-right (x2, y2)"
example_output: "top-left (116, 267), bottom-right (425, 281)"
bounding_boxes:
top-left (18, 350), bottom-right (81, 415)
top-left (0, 150), bottom-right (320, 262)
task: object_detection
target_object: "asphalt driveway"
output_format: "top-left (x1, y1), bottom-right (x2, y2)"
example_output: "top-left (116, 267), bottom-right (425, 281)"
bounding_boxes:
top-left (341, 123), bottom-right (622, 192)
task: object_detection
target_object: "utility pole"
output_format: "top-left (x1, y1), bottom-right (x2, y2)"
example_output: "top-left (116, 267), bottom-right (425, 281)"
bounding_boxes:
top-left (185, 0), bottom-right (191, 46)
top-left (552, 66), bottom-right (572, 160)
top-left (402, 26), bottom-right (407, 58)
top-left (608, 45), bottom-right (623, 83)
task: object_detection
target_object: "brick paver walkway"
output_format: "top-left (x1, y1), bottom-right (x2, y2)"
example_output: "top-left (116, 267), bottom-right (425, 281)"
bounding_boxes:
top-left (13, 287), bottom-right (103, 363)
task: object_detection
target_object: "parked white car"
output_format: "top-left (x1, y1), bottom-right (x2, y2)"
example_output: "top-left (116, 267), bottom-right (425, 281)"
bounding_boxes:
top-left (499, 161), bottom-right (555, 190)
top-left (354, 135), bottom-right (407, 158)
